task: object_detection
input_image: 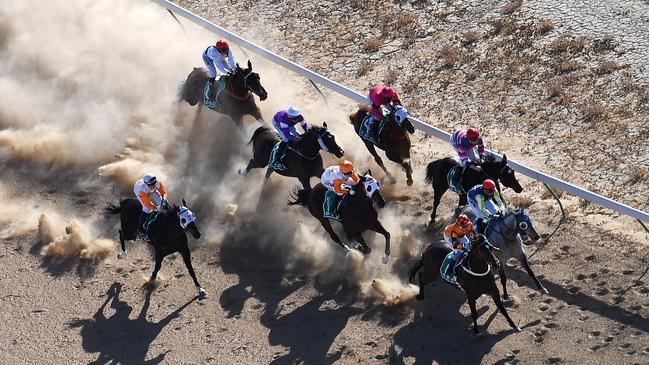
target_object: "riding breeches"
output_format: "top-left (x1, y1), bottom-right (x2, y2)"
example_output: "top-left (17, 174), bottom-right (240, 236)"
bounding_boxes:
top-left (202, 53), bottom-right (218, 79)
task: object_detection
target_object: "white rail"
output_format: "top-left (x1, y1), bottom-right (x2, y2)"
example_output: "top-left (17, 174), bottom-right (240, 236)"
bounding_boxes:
top-left (151, 0), bottom-right (649, 223)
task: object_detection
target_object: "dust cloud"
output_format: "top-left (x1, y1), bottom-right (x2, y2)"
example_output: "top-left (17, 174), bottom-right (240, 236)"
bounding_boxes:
top-left (0, 0), bottom-right (424, 299)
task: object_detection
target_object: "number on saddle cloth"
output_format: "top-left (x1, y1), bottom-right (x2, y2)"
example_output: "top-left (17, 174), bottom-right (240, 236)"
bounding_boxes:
top-left (323, 190), bottom-right (343, 221)
top-left (359, 113), bottom-right (384, 146)
top-left (203, 75), bottom-right (228, 108)
top-left (268, 142), bottom-right (288, 171)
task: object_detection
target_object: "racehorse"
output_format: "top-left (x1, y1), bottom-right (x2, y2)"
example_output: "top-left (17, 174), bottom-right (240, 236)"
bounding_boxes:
top-left (424, 154), bottom-right (523, 225)
top-left (104, 198), bottom-right (207, 299)
top-left (408, 235), bottom-right (520, 334)
top-left (180, 60), bottom-right (268, 127)
top-left (287, 171), bottom-right (391, 263)
top-left (238, 123), bottom-right (345, 188)
top-left (458, 205), bottom-right (548, 298)
top-left (349, 105), bottom-right (415, 186)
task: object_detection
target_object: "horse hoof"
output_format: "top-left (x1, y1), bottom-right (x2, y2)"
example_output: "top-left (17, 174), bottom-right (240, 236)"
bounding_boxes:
top-left (381, 255), bottom-right (389, 264)
top-left (514, 326), bottom-right (522, 332)
top-left (197, 288), bottom-right (208, 299)
top-left (406, 179), bottom-right (413, 186)
top-left (237, 168), bottom-right (247, 176)
top-left (541, 287), bottom-right (549, 294)
top-left (117, 250), bottom-right (127, 259)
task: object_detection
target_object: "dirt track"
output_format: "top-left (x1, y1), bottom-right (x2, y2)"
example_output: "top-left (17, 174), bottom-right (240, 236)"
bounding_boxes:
top-left (1, 1), bottom-right (648, 364)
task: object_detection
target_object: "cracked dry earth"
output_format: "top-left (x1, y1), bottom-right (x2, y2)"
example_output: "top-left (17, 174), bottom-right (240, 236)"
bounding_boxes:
top-left (1, 1), bottom-right (649, 364)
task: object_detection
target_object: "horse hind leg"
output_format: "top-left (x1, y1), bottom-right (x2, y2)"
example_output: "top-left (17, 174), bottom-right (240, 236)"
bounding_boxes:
top-left (352, 232), bottom-right (371, 255)
top-left (319, 218), bottom-right (349, 251)
top-left (180, 248), bottom-right (207, 299)
top-left (428, 188), bottom-right (445, 226)
top-left (416, 272), bottom-right (426, 300)
top-left (369, 220), bottom-right (390, 264)
top-left (149, 253), bottom-right (164, 285)
top-left (468, 297), bottom-right (481, 335)
top-left (402, 158), bottom-right (413, 186)
top-left (489, 289), bottom-right (521, 332)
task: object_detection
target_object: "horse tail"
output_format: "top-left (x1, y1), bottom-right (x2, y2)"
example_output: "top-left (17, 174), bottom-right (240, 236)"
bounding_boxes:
top-left (249, 126), bottom-right (270, 145)
top-left (424, 160), bottom-right (438, 185)
top-left (103, 201), bottom-right (122, 215)
top-left (408, 257), bottom-right (424, 284)
top-left (287, 187), bottom-right (311, 207)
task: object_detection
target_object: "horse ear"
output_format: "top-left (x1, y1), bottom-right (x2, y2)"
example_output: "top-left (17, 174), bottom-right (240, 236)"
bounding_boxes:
top-left (367, 168), bottom-right (372, 176)
top-left (247, 59), bottom-right (252, 69)
top-left (323, 121), bottom-right (328, 129)
top-left (502, 154), bottom-right (507, 163)
top-left (235, 63), bottom-right (240, 70)
top-left (182, 198), bottom-right (187, 206)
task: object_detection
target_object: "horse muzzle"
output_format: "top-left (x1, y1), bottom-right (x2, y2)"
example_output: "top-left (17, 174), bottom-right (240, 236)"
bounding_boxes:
top-left (334, 148), bottom-right (344, 158)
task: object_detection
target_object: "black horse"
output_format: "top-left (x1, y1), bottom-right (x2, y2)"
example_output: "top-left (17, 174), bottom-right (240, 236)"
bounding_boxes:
top-left (180, 60), bottom-right (268, 127)
top-left (425, 154), bottom-right (523, 225)
top-left (238, 123), bottom-right (345, 188)
top-left (350, 105), bottom-right (415, 186)
top-left (408, 235), bottom-right (520, 335)
top-left (104, 198), bottom-right (207, 299)
top-left (288, 171), bottom-right (391, 263)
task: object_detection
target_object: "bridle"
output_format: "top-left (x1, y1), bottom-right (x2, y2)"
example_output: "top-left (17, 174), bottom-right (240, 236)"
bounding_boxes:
top-left (225, 68), bottom-right (255, 100)
top-left (287, 128), bottom-right (331, 160)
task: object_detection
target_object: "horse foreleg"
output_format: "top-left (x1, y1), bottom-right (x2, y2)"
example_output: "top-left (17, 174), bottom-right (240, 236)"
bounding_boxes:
top-left (499, 264), bottom-right (510, 300)
top-left (264, 167), bottom-right (274, 181)
top-left (352, 232), bottom-right (371, 255)
top-left (238, 159), bottom-right (255, 176)
top-left (319, 218), bottom-right (349, 251)
top-left (298, 176), bottom-right (311, 189)
top-left (369, 220), bottom-right (390, 264)
top-left (519, 253), bottom-right (548, 294)
top-left (468, 297), bottom-right (481, 335)
top-left (149, 253), bottom-right (164, 285)
top-left (402, 158), bottom-right (413, 186)
top-left (489, 289), bottom-right (521, 332)
top-left (416, 272), bottom-right (426, 300)
top-left (180, 248), bottom-right (207, 299)
top-left (364, 142), bottom-right (396, 184)
top-left (429, 188), bottom-right (445, 226)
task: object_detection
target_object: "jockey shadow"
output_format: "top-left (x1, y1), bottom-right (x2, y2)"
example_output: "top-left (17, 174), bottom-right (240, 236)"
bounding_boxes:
top-left (265, 285), bottom-right (364, 365)
top-left (389, 282), bottom-right (525, 364)
top-left (68, 282), bottom-right (196, 365)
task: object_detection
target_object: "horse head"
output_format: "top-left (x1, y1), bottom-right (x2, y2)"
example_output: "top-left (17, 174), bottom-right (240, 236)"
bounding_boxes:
top-left (176, 199), bottom-right (201, 239)
top-left (233, 60), bottom-right (268, 101)
top-left (482, 154), bottom-right (523, 193)
top-left (513, 207), bottom-right (540, 241)
top-left (359, 170), bottom-right (385, 208)
top-left (472, 234), bottom-right (501, 268)
top-left (305, 122), bottom-right (344, 157)
top-left (394, 106), bottom-right (415, 134)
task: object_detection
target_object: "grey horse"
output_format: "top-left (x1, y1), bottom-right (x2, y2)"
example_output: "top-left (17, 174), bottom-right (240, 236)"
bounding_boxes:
top-left (459, 206), bottom-right (548, 299)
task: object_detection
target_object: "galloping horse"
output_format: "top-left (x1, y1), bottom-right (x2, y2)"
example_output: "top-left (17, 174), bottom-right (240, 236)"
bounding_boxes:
top-left (238, 123), bottom-right (345, 188)
top-left (288, 171), bottom-right (391, 263)
top-left (180, 60), bottom-right (268, 126)
top-left (104, 199), bottom-right (207, 299)
top-left (349, 105), bottom-right (415, 186)
top-left (459, 205), bottom-right (548, 298)
top-left (408, 235), bottom-right (520, 335)
top-left (425, 154), bottom-right (523, 225)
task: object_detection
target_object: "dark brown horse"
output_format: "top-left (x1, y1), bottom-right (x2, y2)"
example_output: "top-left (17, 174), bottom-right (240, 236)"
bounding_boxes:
top-left (238, 123), bottom-right (344, 188)
top-left (349, 105), bottom-right (415, 186)
top-left (180, 60), bottom-right (268, 126)
top-left (408, 235), bottom-right (520, 334)
top-left (287, 171), bottom-right (391, 263)
top-left (424, 154), bottom-right (523, 225)
top-left (104, 198), bottom-right (207, 299)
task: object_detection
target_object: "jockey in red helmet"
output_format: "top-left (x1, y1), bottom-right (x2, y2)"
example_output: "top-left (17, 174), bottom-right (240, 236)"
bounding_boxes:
top-left (368, 84), bottom-right (402, 122)
top-left (202, 39), bottom-right (237, 101)
top-left (467, 179), bottom-right (507, 233)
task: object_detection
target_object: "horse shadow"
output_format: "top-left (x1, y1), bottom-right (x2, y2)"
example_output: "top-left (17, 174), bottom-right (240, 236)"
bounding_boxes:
top-left (389, 283), bottom-right (534, 364)
top-left (68, 282), bottom-right (195, 365)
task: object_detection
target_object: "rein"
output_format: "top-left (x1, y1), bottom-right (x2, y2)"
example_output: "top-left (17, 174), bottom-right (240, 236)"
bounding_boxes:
top-left (225, 70), bottom-right (252, 100)
top-left (287, 130), bottom-right (328, 160)
top-left (487, 214), bottom-right (518, 243)
top-left (461, 245), bottom-right (494, 277)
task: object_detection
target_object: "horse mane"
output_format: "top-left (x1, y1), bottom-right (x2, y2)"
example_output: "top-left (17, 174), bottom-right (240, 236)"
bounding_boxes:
top-left (294, 124), bottom-right (324, 142)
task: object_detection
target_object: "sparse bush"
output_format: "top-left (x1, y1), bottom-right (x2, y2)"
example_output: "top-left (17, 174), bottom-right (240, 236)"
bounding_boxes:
top-left (363, 38), bottom-right (382, 53)
top-left (541, 186), bottom-right (565, 200)
top-left (509, 196), bottom-right (535, 209)
top-left (462, 31), bottom-right (482, 46)
top-left (594, 60), bottom-right (624, 75)
top-left (384, 69), bottom-right (399, 85)
top-left (548, 36), bottom-right (587, 55)
top-left (627, 166), bottom-right (649, 185)
top-left (394, 12), bottom-right (419, 28)
top-left (502, 0), bottom-right (523, 15)
top-left (592, 37), bottom-right (618, 53)
top-left (580, 103), bottom-right (606, 122)
top-left (439, 44), bottom-right (462, 68)
top-left (547, 82), bottom-right (564, 100)
top-left (537, 20), bottom-right (555, 34)
top-left (553, 58), bottom-right (584, 74)
top-left (402, 76), bottom-right (420, 94)
top-left (356, 59), bottom-right (372, 77)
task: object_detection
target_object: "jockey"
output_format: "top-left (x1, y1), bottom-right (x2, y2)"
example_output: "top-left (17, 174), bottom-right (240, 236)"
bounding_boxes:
top-left (368, 83), bottom-right (401, 122)
top-left (321, 160), bottom-right (360, 195)
top-left (467, 179), bottom-right (506, 233)
top-left (442, 214), bottom-right (475, 285)
top-left (134, 173), bottom-right (168, 237)
top-left (271, 106), bottom-right (309, 158)
top-left (202, 39), bottom-right (237, 101)
top-left (450, 127), bottom-right (485, 182)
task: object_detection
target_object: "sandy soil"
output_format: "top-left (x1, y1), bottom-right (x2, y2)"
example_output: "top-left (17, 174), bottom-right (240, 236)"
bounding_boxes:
top-left (0, 1), bottom-right (648, 364)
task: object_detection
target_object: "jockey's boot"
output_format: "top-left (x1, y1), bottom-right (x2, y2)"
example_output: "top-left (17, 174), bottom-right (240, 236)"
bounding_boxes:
top-left (278, 141), bottom-right (288, 161)
top-left (444, 259), bottom-right (458, 285)
top-left (207, 77), bottom-right (216, 101)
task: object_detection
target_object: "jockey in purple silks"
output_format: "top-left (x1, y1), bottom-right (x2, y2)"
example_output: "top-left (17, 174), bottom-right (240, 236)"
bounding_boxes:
top-left (450, 127), bottom-right (486, 182)
top-left (271, 106), bottom-right (309, 157)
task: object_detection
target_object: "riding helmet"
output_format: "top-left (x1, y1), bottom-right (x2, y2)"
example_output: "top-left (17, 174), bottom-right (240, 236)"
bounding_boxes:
top-left (287, 106), bottom-right (301, 118)
top-left (482, 179), bottom-right (496, 191)
top-left (339, 160), bottom-right (354, 174)
top-left (143, 173), bottom-right (157, 185)
top-left (215, 39), bottom-right (229, 51)
top-left (466, 128), bottom-right (480, 141)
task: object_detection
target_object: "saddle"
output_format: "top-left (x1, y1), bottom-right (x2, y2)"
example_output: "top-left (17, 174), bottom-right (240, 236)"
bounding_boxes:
top-left (203, 75), bottom-right (229, 108)
top-left (323, 190), bottom-right (345, 221)
top-left (447, 163), bottom-right (483, 195)
top-left (358, 113), bottom-right (385, 147)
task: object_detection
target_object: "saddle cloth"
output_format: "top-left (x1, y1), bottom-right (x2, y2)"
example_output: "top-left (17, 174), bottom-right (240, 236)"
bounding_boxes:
top-left (268, 142), bottom-right (288, 171)
top-left (323, 190), bottom-right (344, 221)
top-left (139, 211), bottom-right (160, 241)
top-left (203, 75), bottom-right (228, 108)
top-left (358, 113), bottom-right (384, 147)
top-left (447, 165), bottom-right (465, 195)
